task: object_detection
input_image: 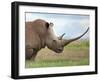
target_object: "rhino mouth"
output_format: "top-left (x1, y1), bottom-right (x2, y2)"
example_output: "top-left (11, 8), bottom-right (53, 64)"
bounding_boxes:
top-left (55, 48), bottom-right (63, 53)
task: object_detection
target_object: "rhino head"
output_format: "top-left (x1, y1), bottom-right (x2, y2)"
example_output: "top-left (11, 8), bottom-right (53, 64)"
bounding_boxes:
top-left (45, 22), bottom-right (89, 53)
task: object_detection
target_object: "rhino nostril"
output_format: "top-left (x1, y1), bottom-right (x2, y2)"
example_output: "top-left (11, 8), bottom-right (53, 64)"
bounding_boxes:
top-left (57, 48), bottom-right (62, 51)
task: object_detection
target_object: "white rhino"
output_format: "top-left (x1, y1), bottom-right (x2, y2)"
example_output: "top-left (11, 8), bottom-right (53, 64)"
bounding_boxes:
top-left (25, 19), bottom-right (89, 60)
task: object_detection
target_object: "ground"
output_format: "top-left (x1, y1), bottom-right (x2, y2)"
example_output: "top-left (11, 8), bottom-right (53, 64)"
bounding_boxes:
top-left (25, 40), bottom-right (89, 68)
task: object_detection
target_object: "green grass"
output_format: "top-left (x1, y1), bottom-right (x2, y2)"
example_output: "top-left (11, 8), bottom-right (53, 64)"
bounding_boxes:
top-left (25, 40), bottom-right (89, 68)
top-left (26, 58), bottom-right (89, 68)
top-left (65, 40), bottom-right (89, 50)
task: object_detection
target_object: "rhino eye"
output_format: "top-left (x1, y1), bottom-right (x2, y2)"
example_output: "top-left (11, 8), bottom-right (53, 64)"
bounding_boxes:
top-left (53, 40), bottom-right (57, 43)
top-left (45, 22), bottom-right (49, 29)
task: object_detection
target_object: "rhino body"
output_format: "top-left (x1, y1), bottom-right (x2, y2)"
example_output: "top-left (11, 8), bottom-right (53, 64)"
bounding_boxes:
top-left (25, 19), bottom-right (89, 60)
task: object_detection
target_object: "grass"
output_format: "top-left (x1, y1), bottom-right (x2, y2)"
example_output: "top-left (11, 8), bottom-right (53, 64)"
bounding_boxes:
top-left (26, 58), bottom-right (89, 68)
top-left (65, 40), bottom-right (89, 50)
top-left (25, 40), bottom-right (89, 68)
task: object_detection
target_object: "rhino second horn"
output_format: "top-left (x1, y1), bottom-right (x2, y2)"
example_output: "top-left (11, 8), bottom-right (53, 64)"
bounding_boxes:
top-left (58, 33), bottom-right (66, 40)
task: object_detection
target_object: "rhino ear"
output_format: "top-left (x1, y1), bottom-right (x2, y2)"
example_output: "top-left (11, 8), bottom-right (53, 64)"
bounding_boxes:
top-left (49, 22), bottom-right (53, 27)
top-left (45, 22), bottom-right (49, 29)
top-left (46, 22), bottom-right (54, 29)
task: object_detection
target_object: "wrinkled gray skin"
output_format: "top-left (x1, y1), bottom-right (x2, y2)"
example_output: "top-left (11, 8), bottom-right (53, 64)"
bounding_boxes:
top-left (25, 19), bottom-right (89, 60)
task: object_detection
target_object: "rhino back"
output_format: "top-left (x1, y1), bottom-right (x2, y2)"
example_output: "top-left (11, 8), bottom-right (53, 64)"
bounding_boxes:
top-left (25, 22), bottom-right (41, 49)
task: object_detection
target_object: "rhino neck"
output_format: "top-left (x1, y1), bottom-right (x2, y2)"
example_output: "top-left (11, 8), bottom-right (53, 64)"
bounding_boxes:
top-left (38, 34), bottom-right (46, 49)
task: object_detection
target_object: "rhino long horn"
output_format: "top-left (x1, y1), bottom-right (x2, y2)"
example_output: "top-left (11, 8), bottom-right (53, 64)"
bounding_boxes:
top-left (62, 27), bottom-right (89, 46)
top-left (58, 33), bottom-right (66, 40)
